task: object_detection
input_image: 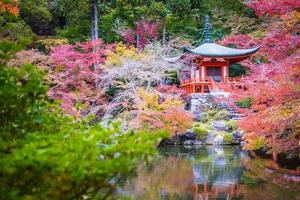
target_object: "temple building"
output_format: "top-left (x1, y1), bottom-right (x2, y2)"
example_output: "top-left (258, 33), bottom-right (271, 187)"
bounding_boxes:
top-left (179, 16), bottom-right (259, 94)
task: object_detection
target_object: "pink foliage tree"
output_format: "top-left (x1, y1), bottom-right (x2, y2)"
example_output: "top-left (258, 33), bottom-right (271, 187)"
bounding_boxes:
top-left (122, 20), bottom-right (159, 49)
top-left (247, 0), bottom-right (300, 17)
top-left (49, 40), bottom-right (113, 117)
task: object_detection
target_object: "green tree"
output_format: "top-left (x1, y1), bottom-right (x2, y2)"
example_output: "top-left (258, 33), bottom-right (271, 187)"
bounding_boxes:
top-left (19, 0), bottom-right (53, 35)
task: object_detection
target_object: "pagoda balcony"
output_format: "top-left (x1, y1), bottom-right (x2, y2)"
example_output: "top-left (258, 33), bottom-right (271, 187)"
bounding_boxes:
top-left (179, 77), bottom-right (241, 94)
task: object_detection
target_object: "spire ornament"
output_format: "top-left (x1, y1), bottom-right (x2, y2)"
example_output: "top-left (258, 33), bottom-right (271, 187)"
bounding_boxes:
top-left (203, 15), bottom-right (213, 43)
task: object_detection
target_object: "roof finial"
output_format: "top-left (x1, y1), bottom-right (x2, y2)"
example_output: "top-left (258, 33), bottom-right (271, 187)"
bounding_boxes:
top-left (203, 15), bottom-right (213, 43)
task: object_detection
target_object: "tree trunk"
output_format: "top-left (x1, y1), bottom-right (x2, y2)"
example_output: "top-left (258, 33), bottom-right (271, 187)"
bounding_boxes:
top-left (162, 16), bottom-right (166, 47)
top-left (91, 1), bottom-right (99, 41)
top-left (136, 27), bottom-right (140, 52)
top-left (91, 1), bottom-right (99, 80)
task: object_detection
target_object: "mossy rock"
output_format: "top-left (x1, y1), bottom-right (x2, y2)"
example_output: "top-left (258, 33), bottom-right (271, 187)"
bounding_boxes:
top-left (207, 109), bottom-right (218, 117)
top-left (226, 120), bottom-right (238, 132)
top-left (193, 122), bottom-right (201, 127)
top-left (223, 133), bottom-right (239, 144)
top-left (193, 126), bottom-right (209, 141)
top-left (199, 112), bottom-right (210, 122)
top-left (213, 109), bottom-right (230, 120)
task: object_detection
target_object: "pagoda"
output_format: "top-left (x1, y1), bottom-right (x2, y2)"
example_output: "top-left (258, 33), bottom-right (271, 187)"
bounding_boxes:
top-left (179, 16), bottom-right (259, 94)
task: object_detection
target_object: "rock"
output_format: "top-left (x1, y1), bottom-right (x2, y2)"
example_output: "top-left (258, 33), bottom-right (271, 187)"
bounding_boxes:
top-left (205, 132), bottom-right (215, 144)
top-left (189, 94), bottom-right (215, 119)
top-left (181, 131), bottom-right (196, 140)
top-left (219, 101), bottom-right (228, 109)
top-left (212, 121), bottom-right (226, 131)
top-left (194, 140), bottom-right (202, 145)
top-left (213, 135), bottom-right (224, 145)
top-left (232, 130), bottom-right (244, 141)
top-left (159, 134), bottom-right (182, 146)
top-left (183, 140), bottom-right (194, 145)
top-left (240, 141), bottom-right (247, 147)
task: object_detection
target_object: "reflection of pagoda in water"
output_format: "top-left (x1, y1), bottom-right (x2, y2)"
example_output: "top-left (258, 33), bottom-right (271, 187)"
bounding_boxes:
top-left (190, 146), bottom-right (248, 200)
top-left (118, 146), bottom-right (300, 200)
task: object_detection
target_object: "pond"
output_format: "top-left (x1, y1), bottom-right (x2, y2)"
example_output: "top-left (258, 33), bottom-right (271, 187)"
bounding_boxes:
top-left (116, 146), bottom-right (300, 200)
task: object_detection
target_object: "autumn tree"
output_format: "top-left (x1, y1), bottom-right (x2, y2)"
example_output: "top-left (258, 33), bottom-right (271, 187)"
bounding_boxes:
top-left (100, 43), bottom-right (181, 118)
top-left (49, 40), bottom-right (111, 117)
top-left (220, 1), bottom-right (300, 154)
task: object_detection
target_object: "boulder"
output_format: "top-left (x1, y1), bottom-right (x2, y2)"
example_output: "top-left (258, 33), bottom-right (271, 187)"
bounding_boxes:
top-left (213, 135), bottom-right (224, 145)
top-left (180, 131), bottom-right (196, 140)
top-left (205, 132), bottom-right (215, 144)
top-left (212, 121), bottom-right (227, 131)
top-left (194, 140), bottom-right (202, 145)
top-left (240, 141), bottom-right (247, 147)
top-left (232, 130), bottom-right (244, 141)
top-left (183, 140), bottom-right (194, 146)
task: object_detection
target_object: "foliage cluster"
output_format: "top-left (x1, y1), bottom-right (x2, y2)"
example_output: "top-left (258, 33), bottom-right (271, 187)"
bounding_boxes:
top-left (0, 121), bottom-right (164, 200)
top-left (220, 1), bottom-right (300, 153)
top-left (100, 43), bottom-right (180, 118)
top-left (132, 88), bottom-right (193, 136)
top-left (49, 40), bottom-right (111, 117)
top-left (0, 40), bottom-right (166, 199)
top-left (13, 0), bottom-right (254, 44)
top-left (237, 97), bottom-right (254, 109)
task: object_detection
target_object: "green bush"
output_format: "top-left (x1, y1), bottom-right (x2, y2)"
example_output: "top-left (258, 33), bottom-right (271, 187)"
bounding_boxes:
top-left (0, 63), bottom-right (65, 141)
top-left (213, 109), bottom-right (230, 120)
top-left (226, 120), bottom-right (238, 132)
top-left (193, 126), bottom-right (209, 141)
top-left (0, 122), bottom-right (165, 199)
top-left (237, 97), bottom-right (254, 108)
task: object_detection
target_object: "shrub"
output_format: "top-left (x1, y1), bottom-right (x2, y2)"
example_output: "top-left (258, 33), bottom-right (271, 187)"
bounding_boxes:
top-left (0, 122), bottom-right (165, 199)
top-left (133, 89), bottom-right (193, 136)
top-left (0, 63), bottom-right (65, 140)
top-left (213, 109), bottom-right (230, 120)
top-left (193, 126), bottom-right (209, 141)
top-left (237, 97), bottom-right (254, 108)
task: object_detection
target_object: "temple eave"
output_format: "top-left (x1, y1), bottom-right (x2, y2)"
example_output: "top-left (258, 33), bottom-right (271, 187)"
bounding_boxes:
top-left (184, 45), bottom-right (260, 60)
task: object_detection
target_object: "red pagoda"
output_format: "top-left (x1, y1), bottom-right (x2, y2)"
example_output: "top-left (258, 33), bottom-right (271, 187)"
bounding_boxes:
top-left (179, 16), bottom-right (259, 94)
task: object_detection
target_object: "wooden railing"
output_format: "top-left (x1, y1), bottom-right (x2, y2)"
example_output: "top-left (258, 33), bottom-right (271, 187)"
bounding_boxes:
top-left (180, 77), bottom-right (242, 85)
top-left (179, 77), bottom-right (242, 94)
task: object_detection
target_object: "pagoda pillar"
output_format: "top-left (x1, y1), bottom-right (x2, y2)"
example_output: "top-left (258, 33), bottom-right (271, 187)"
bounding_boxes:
top-left (201, 66), bottom-right (205, 81)
top-left (223, 66), bottom-right (227, 82)
top-left (227, 65), bottom-right (229, 81)
top-left (198, 65), bottom-right (202, 81)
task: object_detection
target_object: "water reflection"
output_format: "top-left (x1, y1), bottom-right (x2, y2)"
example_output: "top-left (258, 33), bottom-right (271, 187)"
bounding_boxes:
top-left (119, 146), bottom-right (300, 200)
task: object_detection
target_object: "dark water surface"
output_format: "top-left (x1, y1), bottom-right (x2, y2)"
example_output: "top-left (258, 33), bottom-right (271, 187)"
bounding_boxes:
top-left (117, 146), bottom-right (300, 200)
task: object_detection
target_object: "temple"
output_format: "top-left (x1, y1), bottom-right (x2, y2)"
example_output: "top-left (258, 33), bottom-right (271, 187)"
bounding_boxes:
top-left (179, 16), bottom-right (259, 94)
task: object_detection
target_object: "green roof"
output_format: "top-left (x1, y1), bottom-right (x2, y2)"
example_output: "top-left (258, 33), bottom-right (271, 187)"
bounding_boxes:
top-left (184, 15), bottom-right (260, 58)
top-left (184, 43), bottom-right (260, 57)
